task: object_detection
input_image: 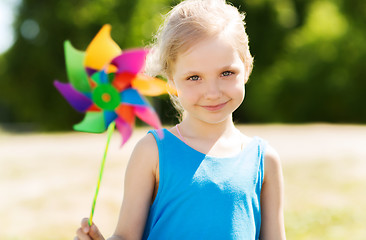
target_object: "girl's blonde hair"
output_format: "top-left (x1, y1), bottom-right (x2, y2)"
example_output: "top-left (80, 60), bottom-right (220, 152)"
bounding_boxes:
top-left (145, 0), bottom-right (253, 120)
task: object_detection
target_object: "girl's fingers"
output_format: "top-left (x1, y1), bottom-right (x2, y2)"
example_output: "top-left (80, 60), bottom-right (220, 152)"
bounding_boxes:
top-left (81, 218), bottom-right (90, 234)
top-left (76, 227), bottom-right (91, 240)
top-left (89, 223), bottom-right (105, 240)
top-left (79, 218), bottom-right (105, 240)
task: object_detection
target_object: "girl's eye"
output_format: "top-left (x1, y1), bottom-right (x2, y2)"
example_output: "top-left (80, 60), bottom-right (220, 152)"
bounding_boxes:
top-left (221, 71), bottom-right (234, 77)
top-left (187, 75), bottom-right (200, 81)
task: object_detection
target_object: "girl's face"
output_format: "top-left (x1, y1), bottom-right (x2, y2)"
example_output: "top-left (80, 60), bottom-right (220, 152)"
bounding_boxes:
top-left (170, 35), bottom-right (246, 125)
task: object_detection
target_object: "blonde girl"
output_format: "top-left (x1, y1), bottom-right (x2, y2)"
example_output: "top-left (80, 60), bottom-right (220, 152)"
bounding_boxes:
top-left (75, 0), bottom-right (286, 239)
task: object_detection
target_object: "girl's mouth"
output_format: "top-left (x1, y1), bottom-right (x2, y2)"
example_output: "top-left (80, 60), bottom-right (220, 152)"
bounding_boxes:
top-left (201, 101), bottom-right (228, 111)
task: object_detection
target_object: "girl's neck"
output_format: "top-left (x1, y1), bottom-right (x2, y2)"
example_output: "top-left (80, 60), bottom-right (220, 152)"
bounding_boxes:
top-left (176, 115), bottom-right (245, 157)
top-left (179, 115), bottom-right (237, 141)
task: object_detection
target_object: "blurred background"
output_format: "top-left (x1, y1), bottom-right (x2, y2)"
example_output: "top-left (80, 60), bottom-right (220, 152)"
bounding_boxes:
top-left (0, 0), bottom-right (365, 239)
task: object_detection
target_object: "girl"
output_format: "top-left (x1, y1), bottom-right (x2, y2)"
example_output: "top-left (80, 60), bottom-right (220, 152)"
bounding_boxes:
top-left (75, 0), bottom-right (286, 239)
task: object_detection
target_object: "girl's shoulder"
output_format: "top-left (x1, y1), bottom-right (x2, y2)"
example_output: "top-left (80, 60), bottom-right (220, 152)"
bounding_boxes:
top-left (135, 131), bottom-right (159, 152)
top-left (128, 131), bottom-right (159, 172)
top-left (262, 143), bottom-right (282, 182)
top-left (239, 132), bottom-right (280, 164)
top-left (238, 132), bottom-right (282, 178)
top-left (264, 144), bottom-right (281, 166)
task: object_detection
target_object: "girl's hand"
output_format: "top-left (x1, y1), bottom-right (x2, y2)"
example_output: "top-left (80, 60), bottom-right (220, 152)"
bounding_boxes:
top-left (75, 218), bottom-right (105, 240)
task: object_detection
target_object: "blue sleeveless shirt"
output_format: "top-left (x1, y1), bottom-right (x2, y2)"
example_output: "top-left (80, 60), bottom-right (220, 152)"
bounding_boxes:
top-left (142, 128), bottom-right (266, 240)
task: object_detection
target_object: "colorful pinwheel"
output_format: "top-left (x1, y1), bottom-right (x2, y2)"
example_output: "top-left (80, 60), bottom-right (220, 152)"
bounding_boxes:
top-left (54, 24), bottom-right (174, 225)
top-left (54, 24), bottom-right (174, 145)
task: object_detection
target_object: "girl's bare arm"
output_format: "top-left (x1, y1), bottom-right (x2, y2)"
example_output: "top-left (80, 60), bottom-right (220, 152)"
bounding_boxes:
top-left (76, 133), bottom-right (158, 240)
top-left (260, 146), bottom-right (286, 240)
top-left (112, 133), bottom-right (159, 239)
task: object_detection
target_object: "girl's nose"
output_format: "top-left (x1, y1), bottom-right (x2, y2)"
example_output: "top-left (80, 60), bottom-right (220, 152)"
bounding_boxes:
top-left (204, 79), bottom-right (222, 99)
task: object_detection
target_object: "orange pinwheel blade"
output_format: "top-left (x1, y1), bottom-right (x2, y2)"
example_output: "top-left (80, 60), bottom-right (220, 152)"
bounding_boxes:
top-left (115, 104), bottom-right (135, 125)
top-left (132, 74), bottom-right (177, 96)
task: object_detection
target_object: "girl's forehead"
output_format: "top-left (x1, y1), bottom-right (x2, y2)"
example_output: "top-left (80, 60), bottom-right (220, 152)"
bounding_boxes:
top-left (181, 35), bottom-right (234, 56)
top-left (177, 36), bottom-right (239, 62)
top-left (175, 35), bottom-right (242, 69)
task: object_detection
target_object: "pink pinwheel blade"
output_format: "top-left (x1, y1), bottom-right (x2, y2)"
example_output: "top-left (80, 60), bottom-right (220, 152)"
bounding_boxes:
top-left (54, 81), bottom-right (93, 112)
top-left (135, 106), bottom-right (162, 129)
top-left (111, 49), bottom-right (148, 75)
top-left (115, 118), bottom-right (133, 146)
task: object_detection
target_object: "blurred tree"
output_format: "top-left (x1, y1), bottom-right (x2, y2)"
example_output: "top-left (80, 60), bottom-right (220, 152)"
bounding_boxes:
top-left (0, 0), bottom-right (365, 130)
top-left (234, 0), bottom-right (366, 123)
top-left (0, 0), bottom-right (175, 130)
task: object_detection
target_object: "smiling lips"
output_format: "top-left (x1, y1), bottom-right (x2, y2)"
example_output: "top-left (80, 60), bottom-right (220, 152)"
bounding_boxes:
top-left (201, 101), bottom-right (229, 111)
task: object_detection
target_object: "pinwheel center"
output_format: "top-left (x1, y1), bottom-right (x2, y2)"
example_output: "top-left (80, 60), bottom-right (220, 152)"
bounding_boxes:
top-left (102, 93), bottom-right (111, 102)
top-left (92, 84), bottom-right (121, 110)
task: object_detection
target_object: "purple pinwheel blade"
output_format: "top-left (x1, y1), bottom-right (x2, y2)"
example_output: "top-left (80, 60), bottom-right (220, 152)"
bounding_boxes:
top-left (111, 49), bottom-right (148, 75)
top-left (54, 80), bottom-right (93, 112)
top-left (115, 117), bottom-right (133, 146)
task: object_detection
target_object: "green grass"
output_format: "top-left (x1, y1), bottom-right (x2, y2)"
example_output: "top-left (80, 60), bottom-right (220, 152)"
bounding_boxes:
top-left (1, 126), bottom-right (365, 239)
top-left (284, 159), bottom-right (366, 239)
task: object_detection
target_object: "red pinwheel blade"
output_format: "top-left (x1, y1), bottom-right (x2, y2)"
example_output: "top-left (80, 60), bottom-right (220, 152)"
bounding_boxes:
top-left (113, 72), bottom-right (135, 91)
top-left (115, 105), bottom-right (135, 125)
top-left (54, 81), bottom-right (93, 112)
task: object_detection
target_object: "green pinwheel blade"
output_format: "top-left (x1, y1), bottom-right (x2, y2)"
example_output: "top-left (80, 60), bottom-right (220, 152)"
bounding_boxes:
top-left (64, 40), bottom-right (91, 92)
top-left (73, 112), bottom-right (106, 133)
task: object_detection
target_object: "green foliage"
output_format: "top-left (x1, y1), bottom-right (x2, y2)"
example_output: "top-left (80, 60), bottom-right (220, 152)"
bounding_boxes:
top-left (0, 0), bottom-right (365, 130)
top-left (234, 0), bottom-right (366, 123)
top-left (0, 0), bottom-right (175, 130)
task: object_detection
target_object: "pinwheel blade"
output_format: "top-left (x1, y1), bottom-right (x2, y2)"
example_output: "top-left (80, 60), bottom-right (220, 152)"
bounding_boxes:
top-left (103, 110), bottom-right (118, 129)
top-left (84, 24), bottom-right (121, 72)
top-left (64, 41), bottom-right (90, 92)
top-left (87, 104), bottom-right (102, 112)
top-left (111, 49), bottom-right (148, 75)
top-left (54, 81), bottom-right (93, 112)
top-left (132, 74), bottom-right (176, 96)
top-left (135, 106), bottom-right (162, 129)
top-left (74, 112), bottom-right (106, 133)
top-left (120, 88), bottom-right (148, 106)
top-left (112, 72), bottom-right (135, 91)
top-left (115, 118), bottom-right (133, 146)
top-left (91, 71), bottom-right (109, 85)
top-left (115, 104), bottom-right (135, 125)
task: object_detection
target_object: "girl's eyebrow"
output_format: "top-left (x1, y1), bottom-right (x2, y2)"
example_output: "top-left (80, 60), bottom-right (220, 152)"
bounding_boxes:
top-left (180, 64), bottom-right (241, 77)
top-left (181, 70), bottom-right (203, 76)
top-left (219, 64), bottom-right (240, 71)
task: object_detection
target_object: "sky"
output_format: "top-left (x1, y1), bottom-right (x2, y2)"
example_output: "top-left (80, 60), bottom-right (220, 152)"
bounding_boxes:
top-left (0, 0), bottom-right (20, 54)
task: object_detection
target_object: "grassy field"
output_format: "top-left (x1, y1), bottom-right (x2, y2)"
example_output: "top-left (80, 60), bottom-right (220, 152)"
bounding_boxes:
top-left (1, 124), bottom-right (365, 239)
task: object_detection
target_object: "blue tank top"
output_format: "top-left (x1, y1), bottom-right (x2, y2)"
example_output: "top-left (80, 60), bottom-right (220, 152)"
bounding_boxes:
top-left (142, 128), bottom-right (266, 240)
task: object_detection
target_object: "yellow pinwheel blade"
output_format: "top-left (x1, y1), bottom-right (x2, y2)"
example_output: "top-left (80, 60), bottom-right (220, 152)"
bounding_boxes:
top-left (84, 24), bottom-right (121, 71)
top-left (132, 74), bottom-right (177, 96)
